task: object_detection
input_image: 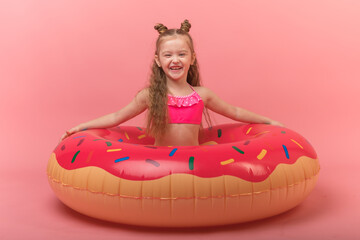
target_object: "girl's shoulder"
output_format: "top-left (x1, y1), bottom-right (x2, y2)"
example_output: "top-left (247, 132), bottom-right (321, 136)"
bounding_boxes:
top-left (193, 86), bottom-right (214, 101)
top-left (134, 87), bottom-right (150, 105)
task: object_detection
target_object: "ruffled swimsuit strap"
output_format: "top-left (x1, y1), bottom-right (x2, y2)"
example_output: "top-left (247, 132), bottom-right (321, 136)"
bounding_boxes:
top-left (167, 85), bottom-right (202, 107)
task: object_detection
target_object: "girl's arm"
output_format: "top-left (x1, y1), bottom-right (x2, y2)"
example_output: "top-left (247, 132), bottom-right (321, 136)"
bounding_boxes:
top-left (60, 88), bottom-right (149, 141)
top-left (202, 87), bottom-right (284, 126)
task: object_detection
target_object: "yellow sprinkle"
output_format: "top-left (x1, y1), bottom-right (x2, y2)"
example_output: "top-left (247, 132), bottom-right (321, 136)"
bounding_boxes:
top-left (138, 134), bottom-right (146, 139)
top-left (201, 141), bottom-right (218, 145)
top-left (125, 132), bottom-right (130, 140)
top-left (291, 139), bottom-right (304, 149)
top-left (107, 149), bottom-right (122, 152)
top-left (257, 149), bottom-right (267, 160)
top-left (246, 127), bottom-right (252, 135)
top-left (220, 159), bottom-right (235, 165)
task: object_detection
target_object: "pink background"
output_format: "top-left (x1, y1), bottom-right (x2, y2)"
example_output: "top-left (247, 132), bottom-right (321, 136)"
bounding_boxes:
top-left (1, 0), bottom-right (359, 239)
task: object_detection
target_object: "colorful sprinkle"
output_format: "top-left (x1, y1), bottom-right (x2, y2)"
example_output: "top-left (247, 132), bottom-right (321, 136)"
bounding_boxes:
top-left (61, 145), bottom-right (65, 151)
top-left (221, 158), bottom-right (234, 165)
top-left (232, 146), bottom-right (244, 154)
top-left (145, 159), bottom-right (160, 167)
top-left (107, 148), bottom-right (122, 152)
top-left (244, 140), bottom-right (250, 145)
top-left (105, 142), bottom-right (112, 146)
top-left (263, 141), bottom-right (273, 150)
top-left (125, 132), bottom-right (130, 140)
top-left (118, 139), bottom-right (123, 142)
top-left (115, 157), bottom-right (129, 163)
top-left (169, 148), bottom-right (178, 157)
top-left (136, 127), bottom-right (143, 131)
top-left (201, 141), bottom-right (218, 145)
top-left (257, 149), bottom-right (267, 160)
top-left (281, 131), bottom-right (286, 134)
top-left (144, 146), bottom-right (157, 149)
top-left (71, 150), bottom-right (80, 163)
top-left (291, 139), bottom-right (304, 149)
top-left (254, 131), bottom-right (270, 137)
top-left (73, 135), bottom-right (86, 139)
top-left (217, 129), bottom-right (222, 138)
top-left (80, 128), bottom-right (88, 131)
top-left (86, 151), bottom-right (93, 162)
top-left (77, 138), bottom-right (85, 146)
top-left (246, 127), bottom-right (252, 135)
top-left (283, 145), bottom-right (290, 159)
top-left (138, 134), bottom-right (146, 139)
top-left (189, 156), bottom-right (194, 170)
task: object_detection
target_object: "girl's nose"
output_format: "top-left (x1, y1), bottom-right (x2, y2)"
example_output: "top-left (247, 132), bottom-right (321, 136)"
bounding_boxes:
top-left (172, 56), bottom-right (179, 63)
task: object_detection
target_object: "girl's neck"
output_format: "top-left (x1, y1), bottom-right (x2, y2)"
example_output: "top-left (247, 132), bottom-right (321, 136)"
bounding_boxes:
top-left (166, 79), bottom-right (191, 94)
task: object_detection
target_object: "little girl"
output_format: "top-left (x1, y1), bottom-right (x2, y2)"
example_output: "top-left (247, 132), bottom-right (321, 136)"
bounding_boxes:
top-left (60, 20), bottom-right (283, 146)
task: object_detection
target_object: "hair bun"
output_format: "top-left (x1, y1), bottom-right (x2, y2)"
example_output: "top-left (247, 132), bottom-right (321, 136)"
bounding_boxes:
top-left (180, 19), bottom-right (191, 32)
top-left (154, 23), bottom-right (168, 34)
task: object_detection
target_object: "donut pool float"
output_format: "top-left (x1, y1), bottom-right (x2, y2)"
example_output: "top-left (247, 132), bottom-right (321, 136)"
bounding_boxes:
top-left (47, 123), bottom-right (320, 227)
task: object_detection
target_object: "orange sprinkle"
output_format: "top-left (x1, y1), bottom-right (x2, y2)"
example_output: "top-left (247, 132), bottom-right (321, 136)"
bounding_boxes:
top-left (107, 149), bottom-right (122, 152)
top-left (138, 134), bottom-right (146, 139)
top-left (246, 127), bottom-right (252, 135)
top-left (125, 132), bottom-right (130, 140)
top-left (291, 139), bottom-right (304, 149)
top-left (86, 151), bottom-right (94, 163)
top-left (254, 131), bottom-right (270, 137)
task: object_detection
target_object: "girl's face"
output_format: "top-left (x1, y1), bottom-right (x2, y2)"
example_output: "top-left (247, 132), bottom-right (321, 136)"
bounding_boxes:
top-left (155, 35), bottom-right (196, 83)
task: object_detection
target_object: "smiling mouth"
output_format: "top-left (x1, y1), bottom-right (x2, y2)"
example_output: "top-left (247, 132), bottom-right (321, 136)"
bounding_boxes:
top-left (170, 67), bottom-right (183, 70)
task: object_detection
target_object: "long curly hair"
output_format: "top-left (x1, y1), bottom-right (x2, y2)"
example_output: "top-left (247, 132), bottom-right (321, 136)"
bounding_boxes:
top-left (146, 19), bottom-right (211, 138)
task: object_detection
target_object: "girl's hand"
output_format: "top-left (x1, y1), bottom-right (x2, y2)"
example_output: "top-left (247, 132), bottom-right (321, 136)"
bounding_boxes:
top-left (59, 126), bottom-right (81, 142)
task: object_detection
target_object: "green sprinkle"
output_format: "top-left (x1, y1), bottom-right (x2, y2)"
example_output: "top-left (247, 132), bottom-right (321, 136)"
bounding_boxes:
top-left (217, 129), bottom-right (222, 138)
top-left (136, 127), bottom-right (143, 131)
top-left (281, 131), bottom-right (286, 134)
top-left (106, 142), bottom-right (112, 146)
top-left (189, 156), bottom-right (194, 170)
top-left (71, 150), bottom-right (80, 163)
top-left (232, 146), bottom-right (244, 154)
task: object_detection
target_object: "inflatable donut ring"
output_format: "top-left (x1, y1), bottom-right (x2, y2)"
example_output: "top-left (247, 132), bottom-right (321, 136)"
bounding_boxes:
top-left (47, 123), bottom-right (320, 227)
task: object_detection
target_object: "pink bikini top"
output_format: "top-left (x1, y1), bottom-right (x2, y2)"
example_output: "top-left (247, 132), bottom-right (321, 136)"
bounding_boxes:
top-left (167, 85), bottom-right (204, 125)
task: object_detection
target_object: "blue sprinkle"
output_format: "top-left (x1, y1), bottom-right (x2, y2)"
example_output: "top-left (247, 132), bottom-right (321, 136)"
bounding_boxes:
top-left (73, 135), bottom-right (86, 139)
top-left (169, 148), bottom-right (178, 157)
top-left (118, 139), bottom-right (123, 142)
top-left (115, 157), bottom-right (129, 163)
top-left (282, 145), bottom-right (290, 159)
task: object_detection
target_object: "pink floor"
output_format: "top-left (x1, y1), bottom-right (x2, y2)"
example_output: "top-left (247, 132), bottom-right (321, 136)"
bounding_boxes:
top-left (1, 0), bottom-right (360, 239)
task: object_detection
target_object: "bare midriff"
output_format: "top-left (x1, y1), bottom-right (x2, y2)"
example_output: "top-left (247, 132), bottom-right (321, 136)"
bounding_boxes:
top-left (154, 124), bottom-right (200, 146)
